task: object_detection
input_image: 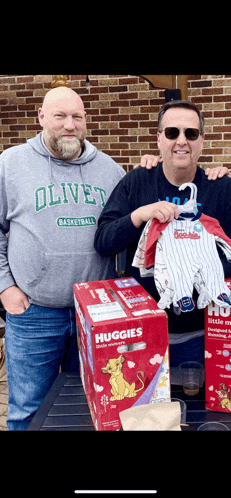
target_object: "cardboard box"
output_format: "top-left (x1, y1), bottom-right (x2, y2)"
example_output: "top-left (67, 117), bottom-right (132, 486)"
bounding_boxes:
top-left (205, 278), bottom-right (231, 413)
top-left (73, 277), bottom-right (170, 430)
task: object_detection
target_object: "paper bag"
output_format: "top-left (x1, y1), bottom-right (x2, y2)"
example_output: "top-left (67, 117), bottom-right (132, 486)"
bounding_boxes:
top-left (119, 401), bottom-right (181, 431)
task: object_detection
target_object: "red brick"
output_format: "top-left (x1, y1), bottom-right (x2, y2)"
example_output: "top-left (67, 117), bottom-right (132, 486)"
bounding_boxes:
top-left (120, 122), bottom-right (138, 128)
top-left (130, 99), bottom-right (149, 106)
top-left (115, 157), bottom-right (130, 163)
top-left (111, 114), bottom-right (129, 121)
top-left (119, 136), bottom-right (137, 142)
top-left (91, 129), bottom-right (109, 136)
top-left (119, 77), bottom-right (139, 84)
top-left (138, 136), bottom-right (157, 142)
top-left (202, 148), bottom-right (223, 155)
top-left (26, 83), bottom-right (44, 90)
top-left (202, 88), bottom-right (223, 95)
top-left (111, 100), bottom-right (130, 107)
top-left (8, 112), bottom-right (26, 118)
top-left (16, 91), bottom-right (33, 97)
top-left (92, 116), bottom-right (109, 122)
top-left (3, 131), bottom-right (19, 137)
top-left (87, 123), bottom-right (99, 130)
top-left (11, 84), bottom-right (26, 90)
top-left (191, 80), bottom-right (212, 88)
top-left (26, 97), bottom-right (43, 104)
top-left (199, 156), bottom-right (212, 162)
top-left (2, 106), bottom-right (17, 111)
top-left (16, 76), bottom-right (34, 83)
top-left (100, 108), bottom-right (119, 115)
top-left (90, 86), bottom-right (109, 94)
top-left (87, 109), bottom-right (99, 116)
top-left (214, 126), bottom-right (231, 132)
top-left (2, 118), bottom-right (17, 124)
top-left (110, 129), bottom-right (128, 135)
top-left (131, 114), bottom-right (149, 121)
top-left (214, 111), bottom-right (231, 117)
top-left (140, 121), bottom-right (156, 128)
top-left (191, 96), bottom-right (212, 103)
top-left (109, 86), bottom-right (127, 92)
top-left (27, 125), bottom-right (42, 131)
top-left (18, 104), bottom-right (35, 111)
top-left (10, 137), bottom-right (26, 143)
top-left (70, 75), bottom-right (86, 80)
top-left (214, 95), bottom-right (231, 102)
top-left (204, 133), bottom-right (222, 140)
top-left (106, 149), bottom-right (120, 156)
top-left (188, 75), bottom-right (202, 80)
top-left (119, 92), bottom-right (138, 100)
top-left (110, 143), bottom-right (128, 149)
top-left (10, 125), bottom-right (26, 131)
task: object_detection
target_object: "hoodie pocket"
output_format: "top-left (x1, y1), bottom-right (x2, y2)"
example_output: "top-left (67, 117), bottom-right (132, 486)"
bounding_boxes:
top-left (23, 250), bottom-right (110, 307)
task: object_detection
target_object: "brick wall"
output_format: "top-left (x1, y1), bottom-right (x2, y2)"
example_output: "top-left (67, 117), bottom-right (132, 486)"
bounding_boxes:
top-left (188, 75), bottom-right (231, 169)
top-left (0, 74), bottom-right (231, 172)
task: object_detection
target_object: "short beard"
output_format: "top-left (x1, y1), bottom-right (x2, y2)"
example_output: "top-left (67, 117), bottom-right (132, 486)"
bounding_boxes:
top-left (45, 132), bottom-right (85, 159)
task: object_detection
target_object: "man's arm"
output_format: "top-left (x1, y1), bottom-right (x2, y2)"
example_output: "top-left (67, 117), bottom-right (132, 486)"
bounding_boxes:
top-left (0, 228), bottom-right (30, 314)
top-left (94, 175), bottom-right (179, 257)
top-left (0, 159), bottom-right (30, 314)
top-left (0, 169), bottom-right (16, 295)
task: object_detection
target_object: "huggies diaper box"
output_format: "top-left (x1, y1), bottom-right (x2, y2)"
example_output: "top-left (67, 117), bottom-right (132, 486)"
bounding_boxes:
top-left (73, 277), bottom-right (170, 430)
top-left (205, 278), bottom-right (231, 413)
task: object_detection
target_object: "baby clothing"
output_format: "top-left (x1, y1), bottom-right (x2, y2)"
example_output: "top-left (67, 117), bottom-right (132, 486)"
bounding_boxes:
top-left (133, 183), bottom-right (231, 313)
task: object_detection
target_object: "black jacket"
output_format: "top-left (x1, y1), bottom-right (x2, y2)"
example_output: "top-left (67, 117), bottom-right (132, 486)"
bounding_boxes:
top-left (94, 163), bottom-right (231, 334)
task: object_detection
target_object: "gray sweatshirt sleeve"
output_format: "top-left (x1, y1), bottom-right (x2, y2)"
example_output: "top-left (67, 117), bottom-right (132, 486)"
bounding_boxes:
top-left (0, 161), bottom-right (16, 294)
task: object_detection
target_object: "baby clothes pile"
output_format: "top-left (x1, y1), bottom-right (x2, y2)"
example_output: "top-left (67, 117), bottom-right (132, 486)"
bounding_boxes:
top-left (132, 183), bottom-right (231, 314)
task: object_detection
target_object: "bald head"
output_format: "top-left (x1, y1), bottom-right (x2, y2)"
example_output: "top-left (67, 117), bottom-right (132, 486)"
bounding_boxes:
top-left (38, 86), bottom-right (87, 160)
top-left (42, 86), bottom-right (85, 112)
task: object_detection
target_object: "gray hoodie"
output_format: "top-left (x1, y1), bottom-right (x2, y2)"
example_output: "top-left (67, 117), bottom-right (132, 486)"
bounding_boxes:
top-left (0, 132), bottom-right (125, 307)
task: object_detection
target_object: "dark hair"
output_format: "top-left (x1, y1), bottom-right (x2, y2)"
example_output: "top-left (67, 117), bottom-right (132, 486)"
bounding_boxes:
top-left (158, 100), bottom-right (204, 135)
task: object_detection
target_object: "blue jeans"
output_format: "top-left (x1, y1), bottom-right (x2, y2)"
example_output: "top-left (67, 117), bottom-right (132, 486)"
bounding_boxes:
top-left (5, 304), bottom-right (79, 431)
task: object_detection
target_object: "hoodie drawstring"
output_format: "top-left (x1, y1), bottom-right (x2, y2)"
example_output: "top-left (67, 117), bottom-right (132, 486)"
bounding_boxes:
top-left (49, 156), bottom-right (55, 186)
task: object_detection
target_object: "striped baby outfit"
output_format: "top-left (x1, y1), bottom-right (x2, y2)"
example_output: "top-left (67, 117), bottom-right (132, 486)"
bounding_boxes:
top-left (132, 183), bottom-right (231, 313)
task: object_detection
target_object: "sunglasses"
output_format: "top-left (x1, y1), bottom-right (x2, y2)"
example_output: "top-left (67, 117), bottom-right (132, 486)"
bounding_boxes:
top-left (162, 127), bottom-right (200, 141)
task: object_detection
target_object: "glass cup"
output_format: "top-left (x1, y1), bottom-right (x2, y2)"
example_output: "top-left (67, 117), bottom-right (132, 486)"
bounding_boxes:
top-left (197, 422), bottom-right (230, 431)
top-left (166, 398), bottom-right (187, 424)
top-left (179, 361), bottom-right (203, 396)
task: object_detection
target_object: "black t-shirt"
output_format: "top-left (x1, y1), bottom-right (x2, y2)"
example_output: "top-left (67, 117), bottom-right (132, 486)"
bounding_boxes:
top-left (95, 163), bottom-right (231, 334)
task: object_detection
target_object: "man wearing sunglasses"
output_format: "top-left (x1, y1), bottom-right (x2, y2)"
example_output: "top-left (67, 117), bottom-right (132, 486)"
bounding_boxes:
top-left (94, 100), bottom-right (231, 367)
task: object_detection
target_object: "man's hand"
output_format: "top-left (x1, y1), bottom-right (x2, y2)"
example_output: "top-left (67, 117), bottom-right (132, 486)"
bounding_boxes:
top-left (131, 201), bottom-right (179, 228)
top-left (136, 160), bottom-right (231, 179)
top-left (205, 166), bottom-right (231, 180)
top-left (134, 155), bottom-right (161, 170)
top-left (0, 286), bottom-right (30, 315)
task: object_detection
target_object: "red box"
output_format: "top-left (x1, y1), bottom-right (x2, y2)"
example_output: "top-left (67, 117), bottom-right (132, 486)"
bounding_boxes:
top-left (73, 277), bottom-right (170, 430)
top-left (205, 278), bottom-right (231, 413)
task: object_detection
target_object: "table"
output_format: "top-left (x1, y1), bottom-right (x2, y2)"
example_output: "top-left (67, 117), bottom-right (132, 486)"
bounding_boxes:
top-left (27, 372), bottom-right (231, 431)
top-left (172, 384), bottom-right (231, 430)
top-left (27, 372), bottom-right (94, 431)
